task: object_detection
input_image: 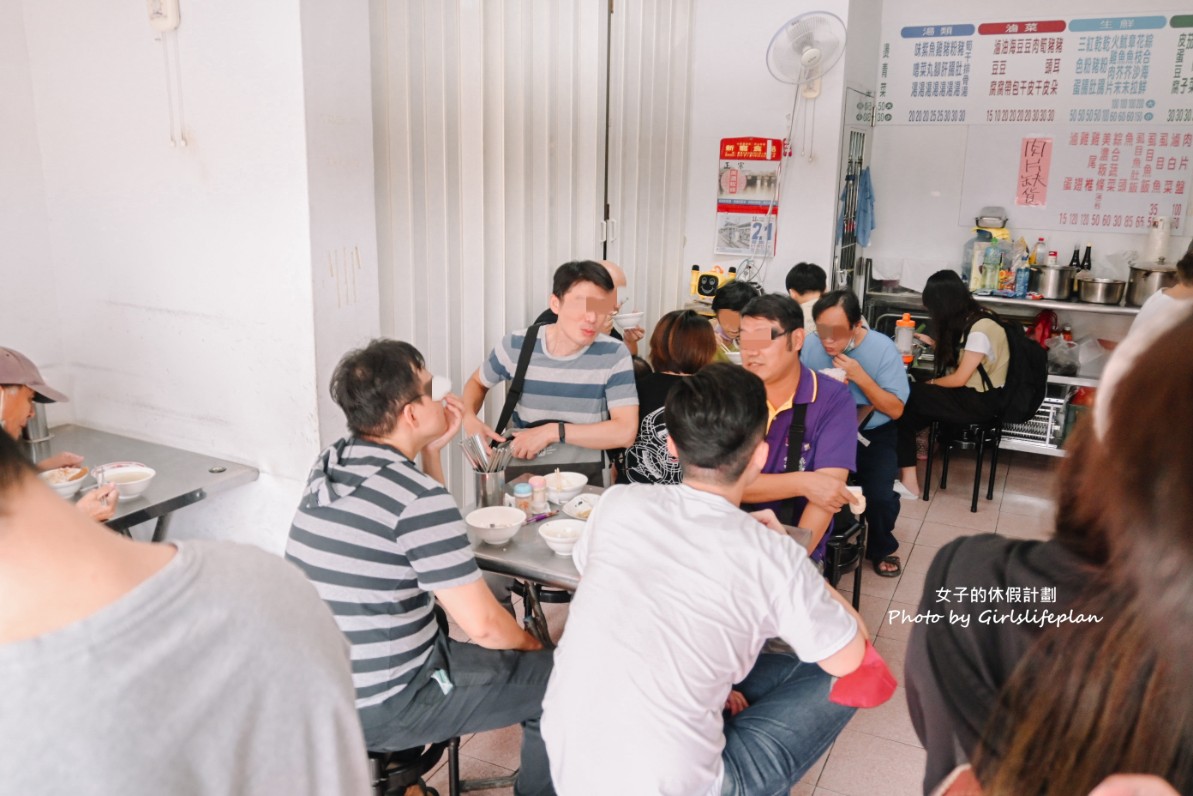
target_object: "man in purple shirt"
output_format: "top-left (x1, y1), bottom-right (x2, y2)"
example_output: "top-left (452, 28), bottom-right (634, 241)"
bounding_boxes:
top-left (740, 294), bottom-right (858, 560)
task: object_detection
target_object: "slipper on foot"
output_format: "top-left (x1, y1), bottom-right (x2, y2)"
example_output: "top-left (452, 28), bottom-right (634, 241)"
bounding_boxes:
top-left (873, 555), bottom-right (902, 578)
top-left (893, 481), bottom-right (919, 501)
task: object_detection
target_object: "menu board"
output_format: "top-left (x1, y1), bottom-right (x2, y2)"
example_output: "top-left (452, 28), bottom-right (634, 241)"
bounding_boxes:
top-left (877, 11), bottom-right (1193, 233)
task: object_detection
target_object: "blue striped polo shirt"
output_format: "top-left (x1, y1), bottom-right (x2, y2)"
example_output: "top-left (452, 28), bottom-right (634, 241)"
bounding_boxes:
top-left (480, 327), bottom-right (639, 432)
top-left (285, 438), bottom-right (480, 724)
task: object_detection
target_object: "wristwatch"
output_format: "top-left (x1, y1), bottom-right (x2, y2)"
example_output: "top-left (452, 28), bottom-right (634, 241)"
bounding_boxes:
top-left (558, 421), bottom-right (567, 443)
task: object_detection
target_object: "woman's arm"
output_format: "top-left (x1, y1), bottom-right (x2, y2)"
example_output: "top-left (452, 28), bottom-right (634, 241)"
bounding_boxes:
top-left (928, 350), bottom-right (986, 388)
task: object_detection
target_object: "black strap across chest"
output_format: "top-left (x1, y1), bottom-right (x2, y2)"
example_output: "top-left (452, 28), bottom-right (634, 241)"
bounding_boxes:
top-left (493, 324), bottom-right (541, 438)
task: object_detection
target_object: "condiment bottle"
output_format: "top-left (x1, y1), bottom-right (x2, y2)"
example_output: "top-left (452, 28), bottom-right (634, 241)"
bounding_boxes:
top-left (529, 476), bottom-right (548, 513)
top-left (513, 483), bottom-right (533, 517)
top-left (1061, 323), bottom-right (1073, 342)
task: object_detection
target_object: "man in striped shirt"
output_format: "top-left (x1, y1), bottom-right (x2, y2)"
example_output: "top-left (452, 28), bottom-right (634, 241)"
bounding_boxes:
top-left (287, 340), bottom-right (554, 796)
top-left (462, 260), bottom-right (639, 482)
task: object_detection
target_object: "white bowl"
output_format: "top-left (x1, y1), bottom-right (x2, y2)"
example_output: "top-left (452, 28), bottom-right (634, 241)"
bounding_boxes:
top-left (39, 466), bottom-right (88, 499)
top-left (562, 493), bottom-right (600, 521)
top-left (612, 311), bottom-right (645, 334)
top-left (465, 506), bottom-right (525, 545)
top-left (538, 519), bottom-right (585, 556)
top-left (545, 471), bottom-right (587, 504)
top-left (94, 462), bottom-right (156, 500)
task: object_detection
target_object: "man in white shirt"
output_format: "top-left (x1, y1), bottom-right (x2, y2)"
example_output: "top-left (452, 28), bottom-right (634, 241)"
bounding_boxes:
top-left (541, 363), bottom-right (868, 796)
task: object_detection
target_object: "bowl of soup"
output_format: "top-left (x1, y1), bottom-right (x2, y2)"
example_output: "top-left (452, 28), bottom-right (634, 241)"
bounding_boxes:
top-left (465, 506), bottom-right (525, 546)
top-left (93, 462), bottom-right (156, 500)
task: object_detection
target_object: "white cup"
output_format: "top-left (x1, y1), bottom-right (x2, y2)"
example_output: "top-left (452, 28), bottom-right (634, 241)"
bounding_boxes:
top-left (846, 485), bottom-right (867, 515)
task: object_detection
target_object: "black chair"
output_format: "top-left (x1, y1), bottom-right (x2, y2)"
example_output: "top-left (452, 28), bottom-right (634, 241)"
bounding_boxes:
top-left (370, 738), bottom-right (520, 796)
top-left (823, 505), bottom-right (867, 610)
top-left (369, 743), bottom-right (447, 796)
top-left (922, 418), bottom-right (1002, 512)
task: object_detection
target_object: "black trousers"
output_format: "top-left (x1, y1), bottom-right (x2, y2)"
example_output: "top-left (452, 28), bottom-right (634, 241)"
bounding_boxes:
top-left (896, 383), bottom-right (1003, 469)
top-left (857, 422), bottom-right (901, 561)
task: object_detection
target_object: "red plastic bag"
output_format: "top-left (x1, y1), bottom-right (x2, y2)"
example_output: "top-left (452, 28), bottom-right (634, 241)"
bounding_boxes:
top-left (828, 640), bottom-right (897, 708)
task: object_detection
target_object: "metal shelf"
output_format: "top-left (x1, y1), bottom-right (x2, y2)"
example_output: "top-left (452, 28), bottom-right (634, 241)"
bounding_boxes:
top-left (866, 289), bottom-right (1142, 317)
top-left (975, 294), bottom-right (1140, 316)
top-left (999, 437), bottom-right (1067, 458)
top-left (1047, 374), bottom-right (1101, 388)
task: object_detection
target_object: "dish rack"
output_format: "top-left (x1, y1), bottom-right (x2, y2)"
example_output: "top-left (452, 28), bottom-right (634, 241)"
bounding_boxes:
top-left (1001, 395), bottom-right (1067, 448)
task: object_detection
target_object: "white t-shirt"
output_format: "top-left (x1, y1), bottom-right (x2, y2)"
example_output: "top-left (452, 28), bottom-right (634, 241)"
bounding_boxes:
top-left (1131, 288), bottom-right (1185, 332)
top-left (540, 484), bottom-right (858, 796)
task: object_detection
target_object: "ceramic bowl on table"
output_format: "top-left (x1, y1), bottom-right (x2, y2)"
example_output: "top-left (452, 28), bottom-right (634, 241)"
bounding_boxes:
top-left (545, 471), bottom-right (587, 504)
top-left (612, 311), bottom-right (645, 334)
top-left (465, 506), bottom-right (526, 545)
top-left (38, 466), bottom-right (89, 499)
top-left (538, 519), bottom-right (585, 556)
top-left (562, 493), bottom-right (600, 521)
top-left (93, 462), bottom-right (156, 500)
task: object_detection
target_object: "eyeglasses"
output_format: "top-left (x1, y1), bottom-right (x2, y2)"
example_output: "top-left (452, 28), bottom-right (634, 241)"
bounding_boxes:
top-left (814, 324), bottom-right (854, 342)
top-left (739, 326), bottom-right (794, 350)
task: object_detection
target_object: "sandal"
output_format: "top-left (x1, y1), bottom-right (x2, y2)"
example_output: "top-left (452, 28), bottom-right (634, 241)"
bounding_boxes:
top-left (873, 556), bottom-right (902, 578)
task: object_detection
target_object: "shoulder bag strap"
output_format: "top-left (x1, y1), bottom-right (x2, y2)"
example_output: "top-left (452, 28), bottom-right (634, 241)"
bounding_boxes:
top-left (493, 324), bottom-right (541, 439)
top-left (778, 372), bottom-right (818, 525)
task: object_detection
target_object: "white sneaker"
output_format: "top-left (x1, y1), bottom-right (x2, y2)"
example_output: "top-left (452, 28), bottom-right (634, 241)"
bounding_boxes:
top-left (893, 480), bottom-right (919, 501)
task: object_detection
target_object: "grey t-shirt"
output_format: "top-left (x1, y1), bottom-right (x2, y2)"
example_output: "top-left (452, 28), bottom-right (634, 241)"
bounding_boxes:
top-left (0, 540), bottom-right (370, 795)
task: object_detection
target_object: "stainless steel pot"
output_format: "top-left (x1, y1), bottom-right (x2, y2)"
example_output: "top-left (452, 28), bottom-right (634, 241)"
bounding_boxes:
top-left (1128, 263), bottom-right (1177, 307)
top-left (1029, 266), bottom-right (1077, 300)
top-left (1076, 277), bottom-right (1126, 305)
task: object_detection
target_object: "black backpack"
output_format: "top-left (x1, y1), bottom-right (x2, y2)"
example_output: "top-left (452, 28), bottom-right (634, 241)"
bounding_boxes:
top-left (969, 316), bottom-right (1048, 423)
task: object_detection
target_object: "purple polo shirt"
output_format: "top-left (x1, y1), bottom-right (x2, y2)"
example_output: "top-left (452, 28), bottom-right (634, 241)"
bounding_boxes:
top-left (744, 365), bottom-right (858, 560)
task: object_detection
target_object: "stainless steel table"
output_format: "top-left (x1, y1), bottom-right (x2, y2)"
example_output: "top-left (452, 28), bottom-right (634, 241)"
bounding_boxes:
top-left (46, 424), bottom-right (260, 541)
top-left (468, 485), bottom-right (594, 642)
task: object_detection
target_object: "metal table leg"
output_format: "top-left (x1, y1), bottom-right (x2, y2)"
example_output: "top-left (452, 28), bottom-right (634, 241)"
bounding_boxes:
top-left (151, 513), bottom-right (173, 543)
top-left (520, 581), bottom-right (554, 648)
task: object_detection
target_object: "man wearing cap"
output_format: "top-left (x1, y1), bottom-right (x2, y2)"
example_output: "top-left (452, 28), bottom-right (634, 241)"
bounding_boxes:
top-left (286, 339), bottom-right (556, 796)
top-left (1, 347), bottom-right (117, 521)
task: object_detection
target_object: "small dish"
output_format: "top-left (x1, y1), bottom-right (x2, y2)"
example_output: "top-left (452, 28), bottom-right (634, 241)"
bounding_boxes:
top-left (562, 493), bottom-right (600, 521)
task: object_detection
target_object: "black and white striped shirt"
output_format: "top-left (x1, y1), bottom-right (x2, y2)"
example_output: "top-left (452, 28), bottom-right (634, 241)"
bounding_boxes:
top-left (286, 438), bottom-right (479, 720)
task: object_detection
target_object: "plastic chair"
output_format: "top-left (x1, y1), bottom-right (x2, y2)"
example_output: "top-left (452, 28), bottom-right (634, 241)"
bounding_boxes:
top-left (922, 418), bottom-right (1002, 512)
top-left (823, 506), bottom-right (867, 610)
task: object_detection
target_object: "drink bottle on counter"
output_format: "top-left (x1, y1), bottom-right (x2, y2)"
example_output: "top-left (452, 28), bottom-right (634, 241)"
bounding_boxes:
top-left (895, 313), bottom-right (916, 366)
top-left (1068, 247), bottom-right (1081, 267)
top-left (1030, 237), bottom-right (1047, 266)
top-left (1081, 244), bottom-right (1092, 269)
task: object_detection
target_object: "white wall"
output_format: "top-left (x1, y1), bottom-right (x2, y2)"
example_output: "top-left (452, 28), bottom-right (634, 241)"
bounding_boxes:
top-left (867, 0), bottom-right (1193, 299)
top-left (683, 0), bottom-right (852, 294)
top-left (0, 1), bottom-right (70, 426)
top-left (300, 0), bottom-right (382, 447)
top-left (17, 0), bottom-right (326, 552)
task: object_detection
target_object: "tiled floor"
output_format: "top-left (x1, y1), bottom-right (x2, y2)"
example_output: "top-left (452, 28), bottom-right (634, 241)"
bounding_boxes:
top-left (434, 448), bottom-right (1061, 796)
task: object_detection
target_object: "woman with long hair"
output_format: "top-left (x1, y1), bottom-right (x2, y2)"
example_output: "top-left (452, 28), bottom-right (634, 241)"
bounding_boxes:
top-left (913, 308), bottom-right (1193, 796)
top-left (896, 270), bottom-right (1009, 496)
top-left (616, 310), bottom-right (717, 484)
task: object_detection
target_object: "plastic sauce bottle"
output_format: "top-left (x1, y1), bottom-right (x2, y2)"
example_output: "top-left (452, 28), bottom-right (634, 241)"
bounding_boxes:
top-left (513, 483), bottom-right (533, 517)
top-left (1030, 237), bottom-right (1047, 267)
top-left (529, 476), bottom-right (548, 513)
top-left (895, 313), bottom-right (916, 366)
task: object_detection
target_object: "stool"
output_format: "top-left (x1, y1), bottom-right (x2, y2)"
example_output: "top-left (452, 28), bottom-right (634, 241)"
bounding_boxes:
top-left (922, 418), bottom-right (1002, 512)
top-left (824, 505), bottom-right (867, 610)
top-left (369, 742), bottom-right (447, 796)
top-left (371, 738), bottom-right (518, 796)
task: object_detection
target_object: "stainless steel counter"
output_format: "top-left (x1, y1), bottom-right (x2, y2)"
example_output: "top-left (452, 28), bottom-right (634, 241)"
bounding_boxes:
top-left (46, 424), bottom-right (260, 540)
